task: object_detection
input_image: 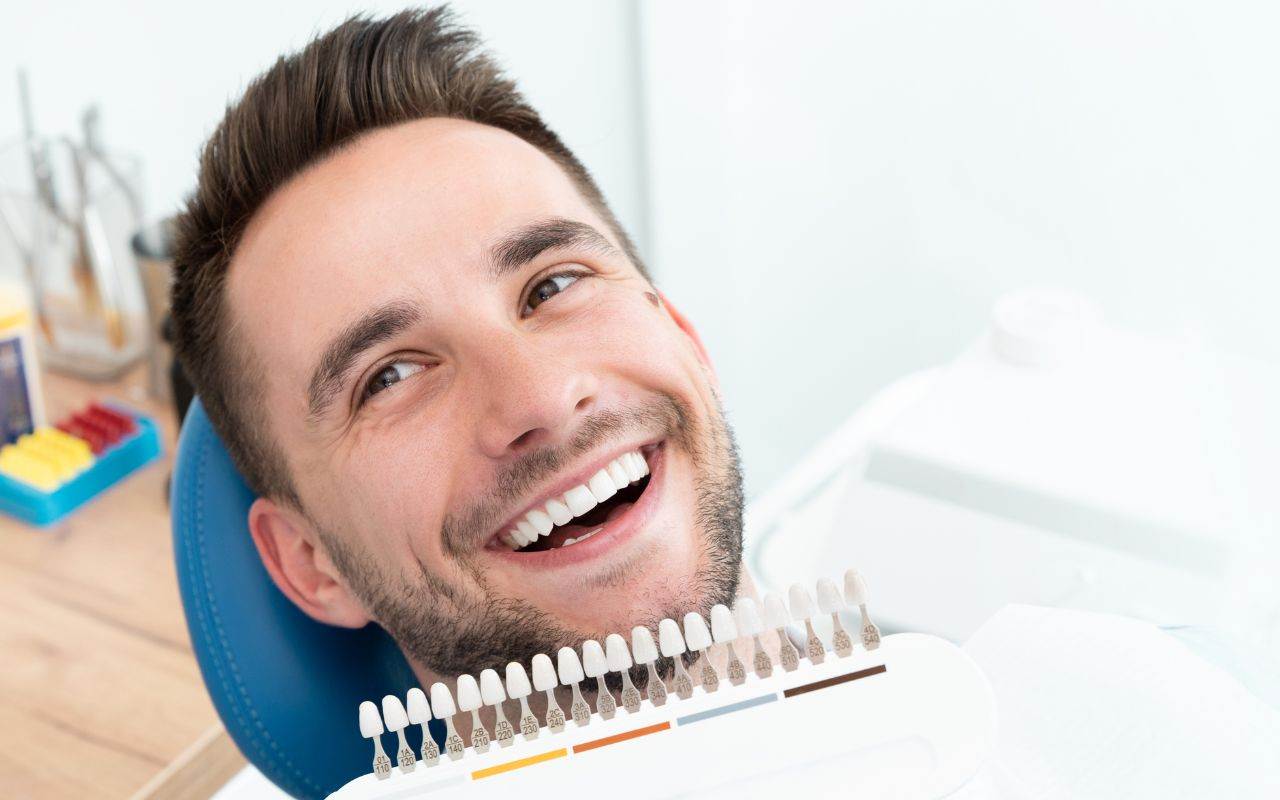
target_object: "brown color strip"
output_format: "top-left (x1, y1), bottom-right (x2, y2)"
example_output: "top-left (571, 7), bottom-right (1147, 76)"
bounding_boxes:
top-left (783, 664), bottom-right (887, 698)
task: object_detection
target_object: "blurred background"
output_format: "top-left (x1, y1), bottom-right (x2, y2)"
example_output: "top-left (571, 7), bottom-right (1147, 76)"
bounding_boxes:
top-left (1, 1), bottom-right (1277, 798)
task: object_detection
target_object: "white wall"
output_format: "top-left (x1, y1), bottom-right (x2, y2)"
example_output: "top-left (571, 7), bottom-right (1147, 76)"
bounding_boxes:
top-left (0, 0), bottom-right (647, 246)
top-left (640, 0), bottom-right (1280, 494)
top-left (4, 1), bottom-right (1278, 499)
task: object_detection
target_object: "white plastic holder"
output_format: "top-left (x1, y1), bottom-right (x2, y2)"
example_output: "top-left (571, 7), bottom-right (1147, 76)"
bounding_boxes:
top-left (327, 634), bottom-right (997, 800)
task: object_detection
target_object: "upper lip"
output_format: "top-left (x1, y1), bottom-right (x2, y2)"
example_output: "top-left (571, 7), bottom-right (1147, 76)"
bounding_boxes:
top-left (483, 437), bottom-right (661, 549)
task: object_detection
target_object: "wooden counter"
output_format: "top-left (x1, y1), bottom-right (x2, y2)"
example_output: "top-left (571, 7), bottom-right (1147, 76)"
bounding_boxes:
top-left (0, 368), bottom-right (245, 799)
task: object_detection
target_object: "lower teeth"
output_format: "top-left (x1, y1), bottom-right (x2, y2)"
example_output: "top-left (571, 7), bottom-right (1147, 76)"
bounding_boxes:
top-left (561, 528), bottom-right (603, 548)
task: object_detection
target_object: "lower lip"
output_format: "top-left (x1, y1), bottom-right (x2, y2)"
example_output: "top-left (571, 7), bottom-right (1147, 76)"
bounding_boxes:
top-left (486, 444), bottom-right (666, 569)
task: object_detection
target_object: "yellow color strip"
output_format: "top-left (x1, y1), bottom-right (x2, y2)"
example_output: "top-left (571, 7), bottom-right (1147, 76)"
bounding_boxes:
top-left (470, 747), bottom-right (567, 780)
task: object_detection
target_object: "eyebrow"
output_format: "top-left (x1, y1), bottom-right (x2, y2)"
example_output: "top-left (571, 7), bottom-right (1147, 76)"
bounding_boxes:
top-left (306, 300), bottom-right (421, 419)
top-left (489, 217), bottom-right (619, 278)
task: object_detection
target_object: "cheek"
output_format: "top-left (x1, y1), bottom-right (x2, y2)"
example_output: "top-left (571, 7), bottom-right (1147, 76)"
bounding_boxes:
top-left (611, 295), bottom-right (711, 405)
top-left (304, 433), bottom-right (453, 572)
top-left (577, 285), bottom-right (699, 379)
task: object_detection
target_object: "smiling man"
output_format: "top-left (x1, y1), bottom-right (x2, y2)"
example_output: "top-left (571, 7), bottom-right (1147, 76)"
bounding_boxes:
top-left (171, 8), bottom-right (746, 691)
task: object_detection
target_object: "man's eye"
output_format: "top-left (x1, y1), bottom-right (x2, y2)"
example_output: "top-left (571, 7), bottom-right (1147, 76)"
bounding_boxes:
top-left (362, 360), bottom-right (425, 401)
top-left (524, 273), bottom-right (580, 314)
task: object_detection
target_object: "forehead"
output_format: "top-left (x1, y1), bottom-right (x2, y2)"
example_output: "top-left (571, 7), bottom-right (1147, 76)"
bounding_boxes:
top-left (225, 117), bottom-right (605, 401)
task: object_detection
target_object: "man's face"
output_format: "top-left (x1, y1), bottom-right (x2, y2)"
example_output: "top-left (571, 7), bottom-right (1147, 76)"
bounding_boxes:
top-left (229, 119), bottom-right (742, 677)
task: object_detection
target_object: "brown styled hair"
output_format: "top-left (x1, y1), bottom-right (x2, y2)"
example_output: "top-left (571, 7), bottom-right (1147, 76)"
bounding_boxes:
top-left (171, 6), bottom-right (641, 507)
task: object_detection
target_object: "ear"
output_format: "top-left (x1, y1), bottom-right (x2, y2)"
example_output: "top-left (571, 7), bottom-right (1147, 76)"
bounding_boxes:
top-left (248, 497), bottom-right (371, 628)
top-left (656, 290), bottom-right (718, 382)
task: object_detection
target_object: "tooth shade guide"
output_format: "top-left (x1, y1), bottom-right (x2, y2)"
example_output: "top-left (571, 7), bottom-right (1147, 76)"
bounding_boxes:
top-left (788, 583), bottom-right (826, 665)
top-left (544, 690), bottom-right (567, 733)
top-left (405, 688), bottom-right (440, 766)
top-left (332, 637), bottom-right (996, 800)
top-left (619, 670), bottom-right (643, 712)
top-left (606, 633), bottom-right (643, 713)
top-left (380, 695), bottom-right (417, 773)
top-left (681, 612), bottom-right (719, 693)
top-left (332, 571), bottom-right (1004, 799)
top-left (518, 696), bottom-right (541, 739)
top-left (763, 594), bottom-right (802, 673)
top-left (732, 597), bottom-right (774, 678)
top-left (710, 603), bottom-right (747, 686)
top-left (359, 700), bottom-right (393, 780)
top-left (845, 569), bottom-right (882, 650)
top-left (645, 662), bottom-right (670, 705)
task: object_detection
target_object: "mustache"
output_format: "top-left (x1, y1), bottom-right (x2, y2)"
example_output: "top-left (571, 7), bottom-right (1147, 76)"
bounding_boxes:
top-left (440, 394), bottom-right (693, 556)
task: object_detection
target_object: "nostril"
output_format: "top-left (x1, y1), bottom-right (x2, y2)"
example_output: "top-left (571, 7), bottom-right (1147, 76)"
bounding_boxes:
top-left (574, 395), bottom-right (593, 413)
top-left (510, 429), bottom-right (538, 449)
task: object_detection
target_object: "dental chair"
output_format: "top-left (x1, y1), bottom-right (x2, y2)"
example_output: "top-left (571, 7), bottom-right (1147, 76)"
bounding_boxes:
top-left (172, 400), bottom-right (436, 799)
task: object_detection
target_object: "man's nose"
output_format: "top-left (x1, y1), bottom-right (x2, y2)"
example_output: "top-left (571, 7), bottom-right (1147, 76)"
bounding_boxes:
top-left (472, 335), bottom-right (599, 459)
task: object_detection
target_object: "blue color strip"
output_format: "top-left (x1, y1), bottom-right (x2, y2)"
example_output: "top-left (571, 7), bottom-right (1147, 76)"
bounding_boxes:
top-left (675, 692), bottom-right (778, 726)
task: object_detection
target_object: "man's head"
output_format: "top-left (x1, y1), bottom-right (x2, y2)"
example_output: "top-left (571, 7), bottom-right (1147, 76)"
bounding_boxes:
top-left (171, 8), bottom-right (744, 682)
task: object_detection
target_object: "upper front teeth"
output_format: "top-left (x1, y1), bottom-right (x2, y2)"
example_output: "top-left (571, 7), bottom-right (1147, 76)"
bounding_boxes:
top-left (500, 451), bottom-right (649, 550)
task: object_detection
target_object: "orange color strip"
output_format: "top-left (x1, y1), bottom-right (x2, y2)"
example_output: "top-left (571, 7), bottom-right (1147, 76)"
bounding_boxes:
top-left (471, 748), bottom-right (567, 780)
top-left (572, 722), bottom-right (671, 754)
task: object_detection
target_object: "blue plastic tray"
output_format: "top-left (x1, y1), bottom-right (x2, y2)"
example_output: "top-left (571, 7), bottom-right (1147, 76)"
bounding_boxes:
top-left (0, 407), bottom-right (163, 527)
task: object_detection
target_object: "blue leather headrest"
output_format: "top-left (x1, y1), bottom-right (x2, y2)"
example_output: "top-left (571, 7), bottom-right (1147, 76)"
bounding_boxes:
top-left (173, 399), bottom-right (428, 798)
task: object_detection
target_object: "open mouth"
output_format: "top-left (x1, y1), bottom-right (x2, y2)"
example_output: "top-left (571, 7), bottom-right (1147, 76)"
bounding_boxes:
top-left (493, 446), bottom-right (656, 553)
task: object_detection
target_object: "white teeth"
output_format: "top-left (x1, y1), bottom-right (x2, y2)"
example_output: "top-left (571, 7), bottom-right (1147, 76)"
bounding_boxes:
top-left (606, 460), bottom-right (629, 489)
top-left (499, 449), bottom-right (652, 550)
top-left (622, 453), bottom-right (642, 482)
top-left (545, 499), bottom-right (573, 526)
top-left (516, 519), bottom-right (539, 542)
top-left (587, 469), bottom-right (617, 503)
top-left (559, 527), bottom-right (602, 550)
top-left (527, 509), bottom-right (554, 536)
top-left (564, 485), bottom-right (597, 516)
